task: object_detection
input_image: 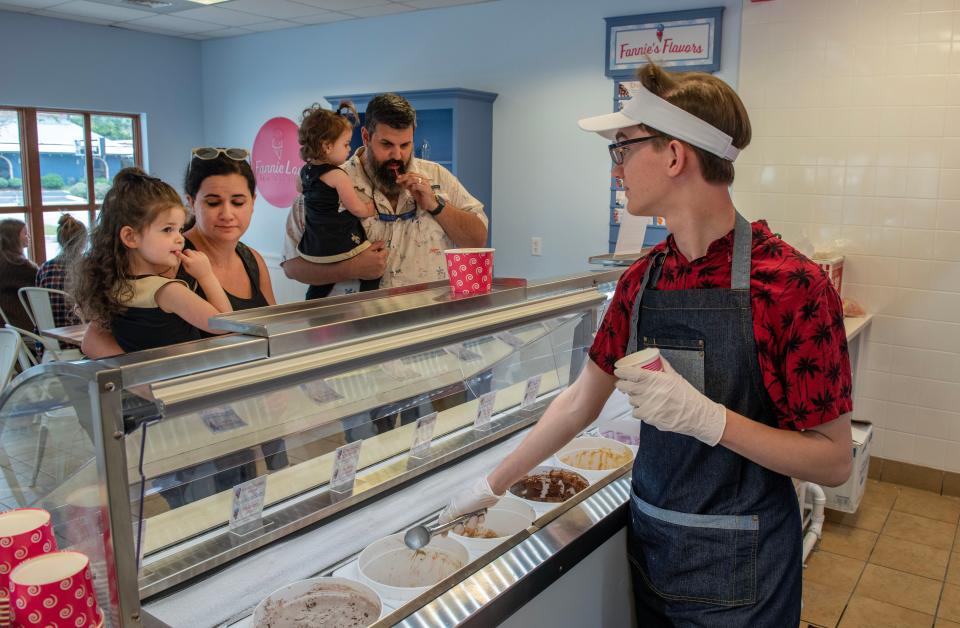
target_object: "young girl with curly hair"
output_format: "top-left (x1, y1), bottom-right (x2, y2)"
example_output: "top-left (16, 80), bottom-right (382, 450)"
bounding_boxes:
top-left (73, 168), bottom-right (231, 352)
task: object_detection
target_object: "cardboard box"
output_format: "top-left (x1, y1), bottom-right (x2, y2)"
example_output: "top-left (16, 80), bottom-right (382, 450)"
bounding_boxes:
top-left (822, 421), bottom-right (873, 513)
top-left (814, 255), bottom-right (844, 296)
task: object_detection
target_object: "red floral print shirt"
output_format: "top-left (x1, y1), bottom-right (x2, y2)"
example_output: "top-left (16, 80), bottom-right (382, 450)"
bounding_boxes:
top-left (590, 220), bottom-right (852, 431)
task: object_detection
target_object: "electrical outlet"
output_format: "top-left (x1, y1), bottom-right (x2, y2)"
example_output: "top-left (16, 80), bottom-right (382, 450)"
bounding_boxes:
top-left (531, 237), bottom-right (542, 256)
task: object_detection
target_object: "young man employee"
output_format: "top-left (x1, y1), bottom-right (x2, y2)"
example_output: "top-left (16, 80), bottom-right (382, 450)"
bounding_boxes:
top-left (440, 62), bottom-right (853, 625)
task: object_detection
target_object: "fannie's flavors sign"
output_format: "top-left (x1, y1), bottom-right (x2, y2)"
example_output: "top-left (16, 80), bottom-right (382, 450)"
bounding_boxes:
top-left (605, 8), bottom-right (723, 77)
top-left (252, 117), bottom-right (304, 208)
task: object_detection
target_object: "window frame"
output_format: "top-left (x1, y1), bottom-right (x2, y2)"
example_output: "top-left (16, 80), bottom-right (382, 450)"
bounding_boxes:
top-left (0, 106), bottom-right (143, 263)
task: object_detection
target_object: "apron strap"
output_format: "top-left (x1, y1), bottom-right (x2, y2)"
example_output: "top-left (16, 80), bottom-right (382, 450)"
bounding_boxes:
top-left (731, 211), bottom-right (751, 290)
top-left (624, 212), bottom-right (751, 355)
top-left (626, 251), bottom-right (665, 355)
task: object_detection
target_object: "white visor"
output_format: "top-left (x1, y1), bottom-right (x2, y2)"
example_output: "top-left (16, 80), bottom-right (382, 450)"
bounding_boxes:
top-left (578, 84), bottom-right (740, 162)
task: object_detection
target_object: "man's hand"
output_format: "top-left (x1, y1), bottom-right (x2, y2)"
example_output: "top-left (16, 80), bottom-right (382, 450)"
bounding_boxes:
top-left (350, 240), bottom-right (387, 280)
top-left (396, 172), bottom-right (439, 212)
top-left (614, 360), bottom-right (727, 446)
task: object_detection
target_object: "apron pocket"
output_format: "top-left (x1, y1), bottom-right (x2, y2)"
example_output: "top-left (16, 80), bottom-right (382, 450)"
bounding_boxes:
top-left (629, 491), bottom-right (758, 606)
top-left (643, 337), bottom-right (705, 393)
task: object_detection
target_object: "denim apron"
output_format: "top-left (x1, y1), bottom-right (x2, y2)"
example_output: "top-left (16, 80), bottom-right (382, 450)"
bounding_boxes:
top-left (625, 213), bottom-right (801, 626)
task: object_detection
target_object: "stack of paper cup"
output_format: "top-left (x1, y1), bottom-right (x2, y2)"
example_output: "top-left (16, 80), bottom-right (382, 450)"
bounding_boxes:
top-left (10, 551), bottom-right (102, 628)
top-left (614, 347), bottom-right (664, 372)
top-left (0, 509), bottom-right (57, 626)
top-left (444, 248), bottom-right (494, 295)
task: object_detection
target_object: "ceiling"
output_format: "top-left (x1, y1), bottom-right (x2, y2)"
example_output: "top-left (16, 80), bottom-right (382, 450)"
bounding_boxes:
top-left (0, 0), bottom-right (493, 39)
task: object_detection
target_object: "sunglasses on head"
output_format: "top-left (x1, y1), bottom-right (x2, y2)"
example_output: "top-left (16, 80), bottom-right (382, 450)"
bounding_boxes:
top-left (190, 147), bottom-right (249, 161)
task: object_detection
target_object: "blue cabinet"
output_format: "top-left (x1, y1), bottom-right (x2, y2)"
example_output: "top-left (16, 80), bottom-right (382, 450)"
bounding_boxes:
top-left (325, 88), bottom-right (497, 245)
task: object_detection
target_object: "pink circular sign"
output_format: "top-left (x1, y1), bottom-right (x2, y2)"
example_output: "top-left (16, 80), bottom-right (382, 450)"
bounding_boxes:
top-left (251, 117), bottom-right (304, 208)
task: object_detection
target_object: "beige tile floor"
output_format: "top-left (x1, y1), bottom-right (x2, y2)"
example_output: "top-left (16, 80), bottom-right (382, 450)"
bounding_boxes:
top-left (802, 479), bottom-right (960, 627)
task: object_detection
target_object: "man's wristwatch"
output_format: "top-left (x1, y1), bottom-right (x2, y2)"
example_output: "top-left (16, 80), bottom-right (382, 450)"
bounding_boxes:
top-left (428, 194), bottom-right (445, 217)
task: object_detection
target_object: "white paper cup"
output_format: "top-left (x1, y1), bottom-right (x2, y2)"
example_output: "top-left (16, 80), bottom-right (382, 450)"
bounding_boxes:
top-left (253, 576), bottom-right (382, 627)
top-left (450, 498), bottom-right (535, 557)
top-left (357, 534), bottom-right (467, 608)
top-left (614, 347), bottom-right (663, 372)
top-left (553, 436), bottom-right (635, 483)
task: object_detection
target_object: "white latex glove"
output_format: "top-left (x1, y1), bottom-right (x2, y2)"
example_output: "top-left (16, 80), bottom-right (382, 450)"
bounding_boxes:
top-left (438, 476), bottom-right (502, 525)
top-left (614, 359), bottom-right (727, 446)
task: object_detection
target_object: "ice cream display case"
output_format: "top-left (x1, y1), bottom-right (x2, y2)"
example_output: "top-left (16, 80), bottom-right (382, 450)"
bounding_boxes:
top-left (0, 270), bottom-right (635, 628)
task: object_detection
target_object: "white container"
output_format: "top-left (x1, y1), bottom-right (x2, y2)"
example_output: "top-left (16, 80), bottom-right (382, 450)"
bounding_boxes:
top-left (614, 347), bottom-right (663, 372)
top-left (506, 466), bottom-right (590, 516)
top-left (595, 416), bottom-right (642, 449)
top-left (357, 534), bottom-right (468, 608)
top-left (822, 421), bottom-right (873, 514)
top-left (450, 498), bottom-right (536, 557)
top-left (553, 436), bottom-right (635, 483)
top-left (252, 576), bottom-right (382, 627)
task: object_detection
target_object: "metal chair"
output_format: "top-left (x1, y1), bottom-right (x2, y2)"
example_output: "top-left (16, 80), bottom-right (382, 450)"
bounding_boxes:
top-left (16, 288), bottom-right (83, 362)
top-left (0, 328), bottom-right (20, 392)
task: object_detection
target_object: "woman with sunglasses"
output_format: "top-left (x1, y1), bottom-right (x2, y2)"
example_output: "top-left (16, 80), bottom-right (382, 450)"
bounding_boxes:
top-left (439, 62), bottom-right (853, 625)
top-left (81, 147), bottom-right (275, 357)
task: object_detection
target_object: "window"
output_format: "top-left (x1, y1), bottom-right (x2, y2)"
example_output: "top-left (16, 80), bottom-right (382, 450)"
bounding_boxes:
top-left (0, 107), bottom-right (142, 263)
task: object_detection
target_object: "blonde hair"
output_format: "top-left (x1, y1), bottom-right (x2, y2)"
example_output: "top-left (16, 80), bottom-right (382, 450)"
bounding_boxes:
top-left (636, 62), bottom-right (751, 184)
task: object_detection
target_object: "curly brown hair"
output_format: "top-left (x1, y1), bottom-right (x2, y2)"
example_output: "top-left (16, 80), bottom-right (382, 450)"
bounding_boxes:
top-left (298, 100), bottom-right (358, 162)
top-left (635, 62), bottom-right (751, 185)
top-left (72, 167), bottom-right (183, 327)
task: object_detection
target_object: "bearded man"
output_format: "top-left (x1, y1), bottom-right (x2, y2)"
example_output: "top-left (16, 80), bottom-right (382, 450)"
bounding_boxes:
top-left (282, 93), bottom-right (488, 298)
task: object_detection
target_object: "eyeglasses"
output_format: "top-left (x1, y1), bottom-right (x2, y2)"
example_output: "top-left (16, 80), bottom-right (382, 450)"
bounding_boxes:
top-left (608, 135), bottom-right (659, 165)
top-left (190, 147), bottom-right (249, 161)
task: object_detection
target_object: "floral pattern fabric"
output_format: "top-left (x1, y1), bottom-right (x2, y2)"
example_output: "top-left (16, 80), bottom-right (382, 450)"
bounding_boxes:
top-left (590, 220), bottom-right (852, 431)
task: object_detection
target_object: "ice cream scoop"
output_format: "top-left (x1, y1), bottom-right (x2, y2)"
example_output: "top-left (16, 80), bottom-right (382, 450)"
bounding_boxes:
top-left (403, 509), bottom-right (487, 550)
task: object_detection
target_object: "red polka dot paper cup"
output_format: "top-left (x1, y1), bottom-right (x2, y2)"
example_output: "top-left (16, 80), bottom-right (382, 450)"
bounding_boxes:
top-left (0, 509), bottom-right (57, 601)
top-left (614, 348), bottom-right (664, 372)
top-left (10, 551), bottom-right (102, 628)
top-left (444, 248), bottom-right (494, 295)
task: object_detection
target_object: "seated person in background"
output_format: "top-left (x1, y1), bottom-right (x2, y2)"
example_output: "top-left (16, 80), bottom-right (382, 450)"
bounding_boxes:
top-left (36, 213), bottom-right (88, 328)
top-left (72, 168), bottom-right (232, 353)
top-left (296, 100), bottom-right (377, 298)
top-left (0, 218), bottom-right (37, 331)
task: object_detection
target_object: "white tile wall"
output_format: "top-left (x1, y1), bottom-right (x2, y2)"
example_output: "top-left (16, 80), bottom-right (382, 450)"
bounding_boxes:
top-left (738, 0), bottom-right (960, 469)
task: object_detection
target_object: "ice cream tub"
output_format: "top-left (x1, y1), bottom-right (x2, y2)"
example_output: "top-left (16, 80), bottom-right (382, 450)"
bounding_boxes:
top-left (252, 576), bottom-right (382, 627)
top-left (506, 466), bottom-right (590, 516)
top-left (553, 436), bottom-right (635, 483)
top-left (450, 498), bottom-right (536, 557)
top-left (357, 534), bottom-right (468, 608)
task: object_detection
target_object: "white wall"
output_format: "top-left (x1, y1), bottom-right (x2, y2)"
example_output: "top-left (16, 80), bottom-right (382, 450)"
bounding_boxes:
top-left (0, 12), bottom-right (204, 193)
top-left (735, 0), bottom-right (960, 471)
top-left (197, 0), bottom-right (743, 300)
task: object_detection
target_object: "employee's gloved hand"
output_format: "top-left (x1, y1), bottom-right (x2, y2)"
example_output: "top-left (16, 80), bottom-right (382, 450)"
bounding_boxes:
top-left (438, 476), bottom-right (502, 525)
top-left (614, 359), bottom-right (727, 446)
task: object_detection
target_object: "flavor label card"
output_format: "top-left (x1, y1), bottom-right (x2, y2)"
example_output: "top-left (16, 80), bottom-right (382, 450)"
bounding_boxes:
top-left (301, 379), bottom-right (343, 405)
top-left (474, 391), bottom-right (497, 430)
top-left (495, 331), bottom-right (525, 349)
top-left (229, 475), bottom-right (267, 532)
top-left (445, 344), bottom-right (482, 362)
top-left (200, 405), bottom-right (248, 433)
top-left (410, 412), bottom-right (438, 458)
top-left (330, 441), bottom-right (363, 493)
top-left (522, 375), bottom-right (543, 408)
